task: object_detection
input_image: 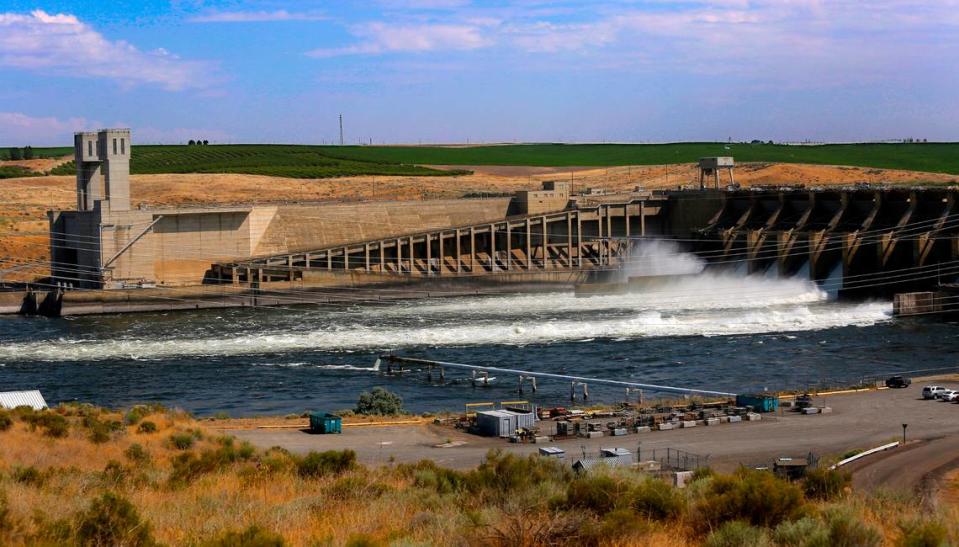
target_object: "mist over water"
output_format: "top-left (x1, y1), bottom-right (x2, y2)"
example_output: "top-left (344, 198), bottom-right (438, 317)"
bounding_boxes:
top-left (0, 240), bottom-right (944, 415)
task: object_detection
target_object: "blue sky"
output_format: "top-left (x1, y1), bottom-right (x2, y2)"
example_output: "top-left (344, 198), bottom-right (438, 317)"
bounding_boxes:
top-left (1, 1), bottom-right (957, 145)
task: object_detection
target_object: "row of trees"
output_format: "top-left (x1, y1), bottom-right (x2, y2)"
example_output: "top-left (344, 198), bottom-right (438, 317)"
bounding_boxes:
top-left (6, 146), bottom-right (34, 160)
top-left (187, 140), bottom-right (210, 146)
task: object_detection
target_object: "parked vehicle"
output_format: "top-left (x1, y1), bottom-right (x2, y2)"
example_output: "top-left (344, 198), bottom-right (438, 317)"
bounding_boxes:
top-left (942, 390), bottom-right (959, 402)
top-left (922, 386), bottom-right (948, 399)
top-left (885, 375), bottom-right (912, 388)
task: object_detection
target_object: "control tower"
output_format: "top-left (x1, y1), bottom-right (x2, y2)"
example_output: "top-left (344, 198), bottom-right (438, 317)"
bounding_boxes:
top-left (74, 129), bottom-right (130, 211)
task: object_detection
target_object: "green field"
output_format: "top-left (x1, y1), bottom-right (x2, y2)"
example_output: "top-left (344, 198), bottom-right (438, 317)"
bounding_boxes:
top-left (48, 144), bottom-right (466, 179)
top-left (24, 142), bottom-right (959, 179)
top-left (0, 146), bottom-right (72, 160)
top-left (316, 142), bottom-right (959, 175)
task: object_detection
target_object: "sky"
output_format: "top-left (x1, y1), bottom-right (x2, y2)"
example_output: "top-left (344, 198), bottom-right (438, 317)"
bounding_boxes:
top-left (0, 0), bottom-right (958, 146)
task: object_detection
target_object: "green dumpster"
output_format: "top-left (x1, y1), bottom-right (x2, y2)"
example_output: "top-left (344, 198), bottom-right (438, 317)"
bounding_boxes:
top-left (309, 413), bottom-right (343, 434)
top-left (736, 393), bottom-right (779, 413)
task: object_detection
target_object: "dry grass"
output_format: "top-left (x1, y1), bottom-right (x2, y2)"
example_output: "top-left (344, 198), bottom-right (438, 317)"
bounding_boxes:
top-left (1, 405), bottom-right (958, 546)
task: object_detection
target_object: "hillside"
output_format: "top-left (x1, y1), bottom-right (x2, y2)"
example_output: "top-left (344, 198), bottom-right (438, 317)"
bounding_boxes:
top-left (0, 404), bottom-right (956, 546)
top-left (23, 142), bottom-right (959, 179)
top-left (49, 145), bottom-right (467, 179)
top-left (318, 142), bottom-right (959, 175)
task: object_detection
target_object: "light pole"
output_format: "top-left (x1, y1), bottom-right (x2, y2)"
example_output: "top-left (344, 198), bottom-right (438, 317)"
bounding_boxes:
top-left (902, 423), bottom-right (908, 445)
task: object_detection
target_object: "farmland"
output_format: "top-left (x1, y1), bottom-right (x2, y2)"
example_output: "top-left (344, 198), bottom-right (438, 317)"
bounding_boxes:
top-left (318, 142), bottom-right (959, 175)
top-left (51, 145), bottom-right (467, 179)
top-left (34, 142), bottom-right (959, 178)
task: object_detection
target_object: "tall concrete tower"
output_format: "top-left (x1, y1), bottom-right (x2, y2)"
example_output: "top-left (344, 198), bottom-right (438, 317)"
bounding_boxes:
top-left (74, 129), bottom-right (131, 212)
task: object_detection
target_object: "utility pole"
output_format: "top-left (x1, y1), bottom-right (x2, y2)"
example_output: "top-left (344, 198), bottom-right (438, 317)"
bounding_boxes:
top-left (339, 114), bottom-right (344, 146)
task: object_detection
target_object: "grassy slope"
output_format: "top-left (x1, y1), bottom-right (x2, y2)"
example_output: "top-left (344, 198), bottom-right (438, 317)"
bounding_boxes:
top-left (0, 405), bottom-right (956, 546)
top-left (318, 143), bottom-right (959, 175)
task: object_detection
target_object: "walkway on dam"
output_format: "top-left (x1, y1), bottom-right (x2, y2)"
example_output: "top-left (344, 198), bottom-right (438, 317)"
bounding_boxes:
top-left (214, 198), bottom-right (664, 285)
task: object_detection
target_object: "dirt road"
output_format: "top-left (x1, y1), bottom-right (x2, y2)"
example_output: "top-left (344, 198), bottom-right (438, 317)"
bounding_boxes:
top-left (848, 434), bottom-right (959, 499)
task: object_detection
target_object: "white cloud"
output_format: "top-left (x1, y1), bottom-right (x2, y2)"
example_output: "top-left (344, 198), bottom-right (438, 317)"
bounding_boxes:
top-left (0, 112), bottom-right (93, 146)
top-left (307, 22), bottom-right (491, 57)
top-left (0, 10), bottom-right (218, 91)
top-left (188, 10), bottom-right (327, 23)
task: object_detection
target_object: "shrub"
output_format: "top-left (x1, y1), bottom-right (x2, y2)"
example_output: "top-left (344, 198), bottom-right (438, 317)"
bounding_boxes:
top-left (200, 524), bottom-right (285, 546)
top-left (124, 443), bottom-right (151, 464)
top-left (260, 447), bottom-right (296, 476)
top-left (0, 490), bottom-right (9, 532)
top-left (564, 474), bottom-right (630, 515)
top-left (11, 465), bottom-right (45, 487)
top-left (820, 507), bottom-right (881, 547)
top-left (355, 387), bottom-right (404, 415)
top-left (84, 416), bottom-right (113, 444)
top-left (326, 475), bottom-right (392, 501)
top-left (24, 412), bottom-right (69, 438)
top-left (398, 460), bottom-right (467, 494)
top-left (467, 450), bottom-right (570, 499)
top-left (590, 508), bottom-right (649, 541)
top-left (169, 442), bottom-right (258, 485)
top-left (137, 421), bottom-right (158, 434)
top-left (0, 410), bottom-right (12, 432)
top-left (296, 450), bottom-right (357, 479)
top-left (705, 521), bottom-right (771, 547)
top-left (101, 460), bottom-right (128, 487)
top-left (74, 492), bottom-right (156, 547)
top-left (628, 477), bottom-right (686, 520)
top-left (802, 468), bottom-right (851, 500)
top-left (693, 469), bottom-right (806, 530)
top-left (169, 432), bottom-right (195, 450)
top-left (124, 406), bottom-right (150, 425)
top-left (772, 516), bottom-right (830, 546)
top-left (692, 466), bottom-right (715, 482)
top-left (897, 519), bottom-right (950, 547)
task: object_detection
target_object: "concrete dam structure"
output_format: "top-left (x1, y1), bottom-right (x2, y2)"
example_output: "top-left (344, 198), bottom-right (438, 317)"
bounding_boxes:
top-left (11, 131), bottom-right (957, 315)
top-left (691, 189), bottom-right (959, 296)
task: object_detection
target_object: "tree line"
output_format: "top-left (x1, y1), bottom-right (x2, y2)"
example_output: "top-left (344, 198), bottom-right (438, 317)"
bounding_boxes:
top-left (5, 146), bottom-right (34, 160)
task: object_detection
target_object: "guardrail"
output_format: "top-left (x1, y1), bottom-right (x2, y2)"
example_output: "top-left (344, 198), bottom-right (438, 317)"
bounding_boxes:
top-left (829, 441), bottom-right (900, 470)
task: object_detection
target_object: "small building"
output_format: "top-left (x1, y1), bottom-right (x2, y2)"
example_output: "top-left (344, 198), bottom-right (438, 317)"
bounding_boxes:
top-left (600, 447), bottom-right (633, 466)
top-left (513, 181), bottom-right (570, 215)
top-left (309, 412), bottom-right (342, 434)
top-left (538, 446), bottom-right (566, 459)
top-left (475, 409), bottom-right (536, 437)
top-left (0, 390), bottom-right (48, 410)
top-left (698, 156), bottom-right (735, 190)
top-left (736, 393), bottom-right (779, 413)
top-left (773, 457), bottom-right (811, 480)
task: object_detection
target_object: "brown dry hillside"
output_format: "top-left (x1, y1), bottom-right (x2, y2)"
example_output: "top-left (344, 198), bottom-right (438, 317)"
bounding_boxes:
top-left (1, 163), bottom-right (955, 282)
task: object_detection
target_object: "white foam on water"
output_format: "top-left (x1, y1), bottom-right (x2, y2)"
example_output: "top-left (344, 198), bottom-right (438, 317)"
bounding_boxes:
top-left (0, 300), bottom-right (891, 362)
top-left (252, 362), bottom-right (377, 371)
top-left (0, 243), bottom-right (893, 362)
top-left (378, 271), bottom-right (827, 318)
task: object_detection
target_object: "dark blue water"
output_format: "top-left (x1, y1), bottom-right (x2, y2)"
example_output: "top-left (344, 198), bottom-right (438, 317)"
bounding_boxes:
top-left (1, 274), bottom-right (956, 416)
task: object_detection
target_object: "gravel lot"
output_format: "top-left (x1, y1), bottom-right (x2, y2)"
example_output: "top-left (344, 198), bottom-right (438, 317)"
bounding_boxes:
top-left (228, 377), bottom-right (959, 472)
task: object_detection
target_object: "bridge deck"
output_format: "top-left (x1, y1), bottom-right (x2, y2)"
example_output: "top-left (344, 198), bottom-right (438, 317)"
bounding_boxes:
top-left (214, 199), bottom-right (663, 285)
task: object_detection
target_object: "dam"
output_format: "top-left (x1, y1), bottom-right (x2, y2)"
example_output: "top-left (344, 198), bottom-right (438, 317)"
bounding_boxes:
top-left (5, 130), bottom-right (958, 316)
